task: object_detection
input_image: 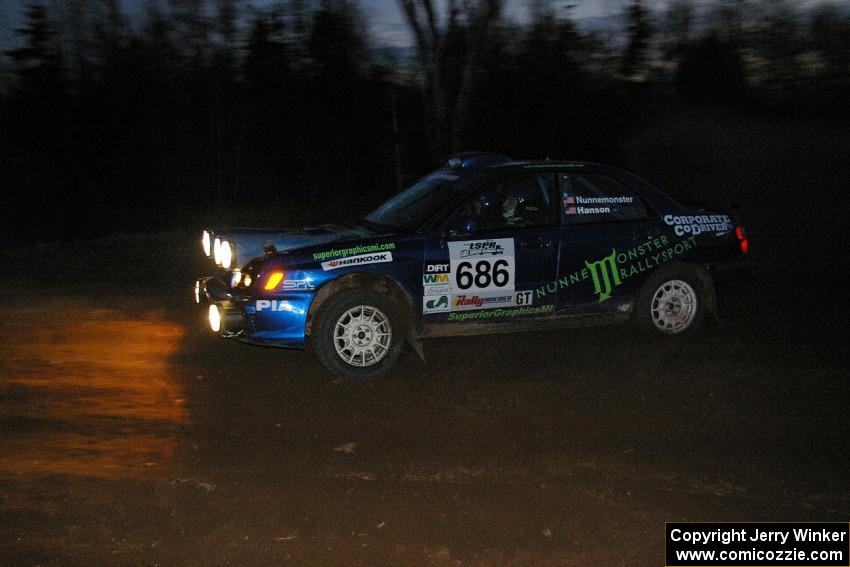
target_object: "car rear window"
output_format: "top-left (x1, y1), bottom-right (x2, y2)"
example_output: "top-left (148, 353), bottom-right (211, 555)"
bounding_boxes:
top-left (560, 173), bottom-right (648, 224)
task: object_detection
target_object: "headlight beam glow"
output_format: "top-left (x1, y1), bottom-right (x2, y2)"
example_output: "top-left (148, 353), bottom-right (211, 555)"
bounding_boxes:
top-left (208, 305), bottom-right (221, 333)
top-left (221, 240), bottom-right (234, 269)
top-left (202, 230), bottom-right (211, 257)
top-left (213, 237), bottom-right (222, 265)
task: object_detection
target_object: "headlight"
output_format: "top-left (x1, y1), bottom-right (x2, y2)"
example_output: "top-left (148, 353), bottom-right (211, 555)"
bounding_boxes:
top-left (243, 274), bottom-right (252, 287)
top-left (221, 240), bottom-right (234, 269)
top-left (202, 230), bottom-right (211, 257)
top-left (230, 270), bottom-right (242, 288)
top-left (213, 237), bottom-right (222, 265)
top-left (194, 281), bottom-right (201, 303)
top-left (208, 304), bottom-right (221, 332)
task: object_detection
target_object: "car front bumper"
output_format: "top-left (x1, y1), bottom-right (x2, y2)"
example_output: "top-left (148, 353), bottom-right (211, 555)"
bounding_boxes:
top-left (195, 275), bottom-right (311, 349)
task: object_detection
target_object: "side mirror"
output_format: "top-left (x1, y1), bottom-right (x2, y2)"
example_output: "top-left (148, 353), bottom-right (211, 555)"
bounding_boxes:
top-left (446, 215), bottom-right (478, 236)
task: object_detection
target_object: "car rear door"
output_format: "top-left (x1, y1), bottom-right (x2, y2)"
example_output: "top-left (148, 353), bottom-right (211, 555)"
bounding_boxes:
top-left (553, 171), bottom-right (659, 313)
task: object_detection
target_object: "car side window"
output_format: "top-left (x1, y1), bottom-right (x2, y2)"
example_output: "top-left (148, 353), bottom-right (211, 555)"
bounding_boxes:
top-left (447, 174), bottom-right (557, 234)
top-left (560, 173), bottom-right (648, 224)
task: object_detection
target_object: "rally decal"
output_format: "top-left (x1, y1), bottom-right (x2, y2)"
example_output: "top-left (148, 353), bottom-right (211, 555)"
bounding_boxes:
top-left (564, 194), bottom-right (634, 216)
top-left (321, 251), bottom-right (393, 271)
top-left (452, 292), bottom-right (514, 311)
top-left (313, 242), bottom-right (396, 261)
top-left (451, 291), bottom-right (534, 311)
top-left (423, 239), bottom-right (535, 315)
top-left (256, 299), bottom-right (294, 312)
top-left (447, 304), bottom-right (553, 321)
top-left (533, 234), bottom-right (699, 304)
top-left (663, 214), bottom-right (732, 236)
top-left (423, 273), bottom-right (450, 285)
top-left (423, 262), bottom-right (450, 286)
top-left (448, 238), bottom-right (515, 294)
top-left (281, 279), bottom-right (315, 291)
top-left (424, 283), bottom-right (451, 296)
top-left (423, 295), bottom-right (450, 314)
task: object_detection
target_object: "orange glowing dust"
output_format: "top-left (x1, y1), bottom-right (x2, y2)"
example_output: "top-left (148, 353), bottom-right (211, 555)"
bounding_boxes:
top-left (0, 300), bottom-right (189, 478)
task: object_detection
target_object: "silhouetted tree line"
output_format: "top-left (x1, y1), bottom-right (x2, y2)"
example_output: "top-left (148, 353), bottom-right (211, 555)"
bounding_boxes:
top-left (1, 0), bottom-right (848, 239)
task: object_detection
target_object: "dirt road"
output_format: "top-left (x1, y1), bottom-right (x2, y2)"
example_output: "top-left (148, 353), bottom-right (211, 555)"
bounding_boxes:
top-left (0, 232), bottom-right (847, 566)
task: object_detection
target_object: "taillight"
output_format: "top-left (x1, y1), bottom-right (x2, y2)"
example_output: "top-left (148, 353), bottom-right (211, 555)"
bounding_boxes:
top-left (735, 226), bottom-right (749, 255)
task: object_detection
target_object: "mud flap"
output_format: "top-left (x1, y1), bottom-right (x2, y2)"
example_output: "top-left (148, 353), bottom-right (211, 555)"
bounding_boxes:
top-left (407, 330), bottom-right (426, 361)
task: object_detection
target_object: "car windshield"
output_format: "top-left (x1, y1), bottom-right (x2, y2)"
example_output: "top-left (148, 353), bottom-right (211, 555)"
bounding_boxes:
top-left (364, 171), bottom-right (461, 230)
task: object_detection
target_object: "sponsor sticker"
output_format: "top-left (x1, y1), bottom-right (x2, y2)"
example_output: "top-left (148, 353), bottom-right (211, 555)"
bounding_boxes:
top-left (280, 279), bottom-right (315, 291)
top-left (313, 242), bottom-right (396, 261)
top-left (423, 290), bottom-right (535, 315)
top-left (447, 304), bottom-right (554, 321)
top-left (423, 295), bottom-right (451, 314)
top-left (456, 240), bottom-right (506, 258)
top-left (321, 251), bottom-right (393, 271)
top-left (425, 263), bottom-right (450, 273)
top-left (663, 214), bottom-right (732, 236)
top-left (515, 290), bottom-right (533, 306)
top-left (534, 234), bottom-right (699, 303)
top-left (423, 273), bottom-right (450, 285)
top-left (256, 299), bottom-right (295, 312)
top-left (424, 283), bottom-right (451, 296)
top-left (451, 292), bottom-right (515, 311)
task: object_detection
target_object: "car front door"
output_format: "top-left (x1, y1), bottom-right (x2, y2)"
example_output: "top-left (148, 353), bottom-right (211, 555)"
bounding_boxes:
top-left (421, 173), bottom-right (560, 325)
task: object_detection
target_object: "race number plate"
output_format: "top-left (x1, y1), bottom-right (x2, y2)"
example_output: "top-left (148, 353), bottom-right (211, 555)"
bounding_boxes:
top-left (447, 238), bottom-right (515, 294)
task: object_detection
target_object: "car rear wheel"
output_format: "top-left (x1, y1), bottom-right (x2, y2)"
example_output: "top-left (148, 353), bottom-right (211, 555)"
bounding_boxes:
top-left (636, 267), bottom-right (706, 337)
top-left (311, 290), bottom-right (406, 380)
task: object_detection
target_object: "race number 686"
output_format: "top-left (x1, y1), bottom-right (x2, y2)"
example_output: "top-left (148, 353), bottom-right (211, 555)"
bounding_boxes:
top-left (456, 259), bottom-right (510, 290)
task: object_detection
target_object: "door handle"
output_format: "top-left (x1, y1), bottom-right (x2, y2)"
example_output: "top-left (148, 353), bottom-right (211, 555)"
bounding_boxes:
top-left (522, 236), bottom-right (552, 249)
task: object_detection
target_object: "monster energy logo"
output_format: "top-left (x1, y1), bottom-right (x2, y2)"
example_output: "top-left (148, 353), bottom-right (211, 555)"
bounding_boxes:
top-left (585, 249), bottom-right (622, 303)
top-left (534, 235), bottom-right (697, 303)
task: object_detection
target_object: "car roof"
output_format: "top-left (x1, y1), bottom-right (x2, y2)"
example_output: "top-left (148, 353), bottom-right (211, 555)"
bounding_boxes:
top-left (443, 152), bottom-right (610, 177)
top-left (426, 152), bottom-right (686, 231)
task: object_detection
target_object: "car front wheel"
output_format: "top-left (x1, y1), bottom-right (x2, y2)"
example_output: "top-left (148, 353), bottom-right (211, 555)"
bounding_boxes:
top-left (310, 290), bottom-right (406, 380)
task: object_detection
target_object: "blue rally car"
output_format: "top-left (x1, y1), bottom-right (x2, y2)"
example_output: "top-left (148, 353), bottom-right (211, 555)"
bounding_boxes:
top-left (195, 153), bottom-right (751, 379)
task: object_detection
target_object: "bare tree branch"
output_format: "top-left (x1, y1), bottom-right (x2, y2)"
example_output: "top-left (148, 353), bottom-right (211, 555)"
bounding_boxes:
top-left (397, 0), bottom-right (503, 157)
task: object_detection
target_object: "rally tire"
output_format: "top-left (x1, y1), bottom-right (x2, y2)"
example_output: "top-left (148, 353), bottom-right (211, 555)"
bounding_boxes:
top-left (310, 290), bottom-right (406, 381)
top-left (635, 266), bottom-right (706, 338)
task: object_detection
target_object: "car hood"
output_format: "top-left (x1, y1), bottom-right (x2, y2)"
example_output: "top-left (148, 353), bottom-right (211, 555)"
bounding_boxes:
top-left (209, 224), bottom-right (372, 269)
